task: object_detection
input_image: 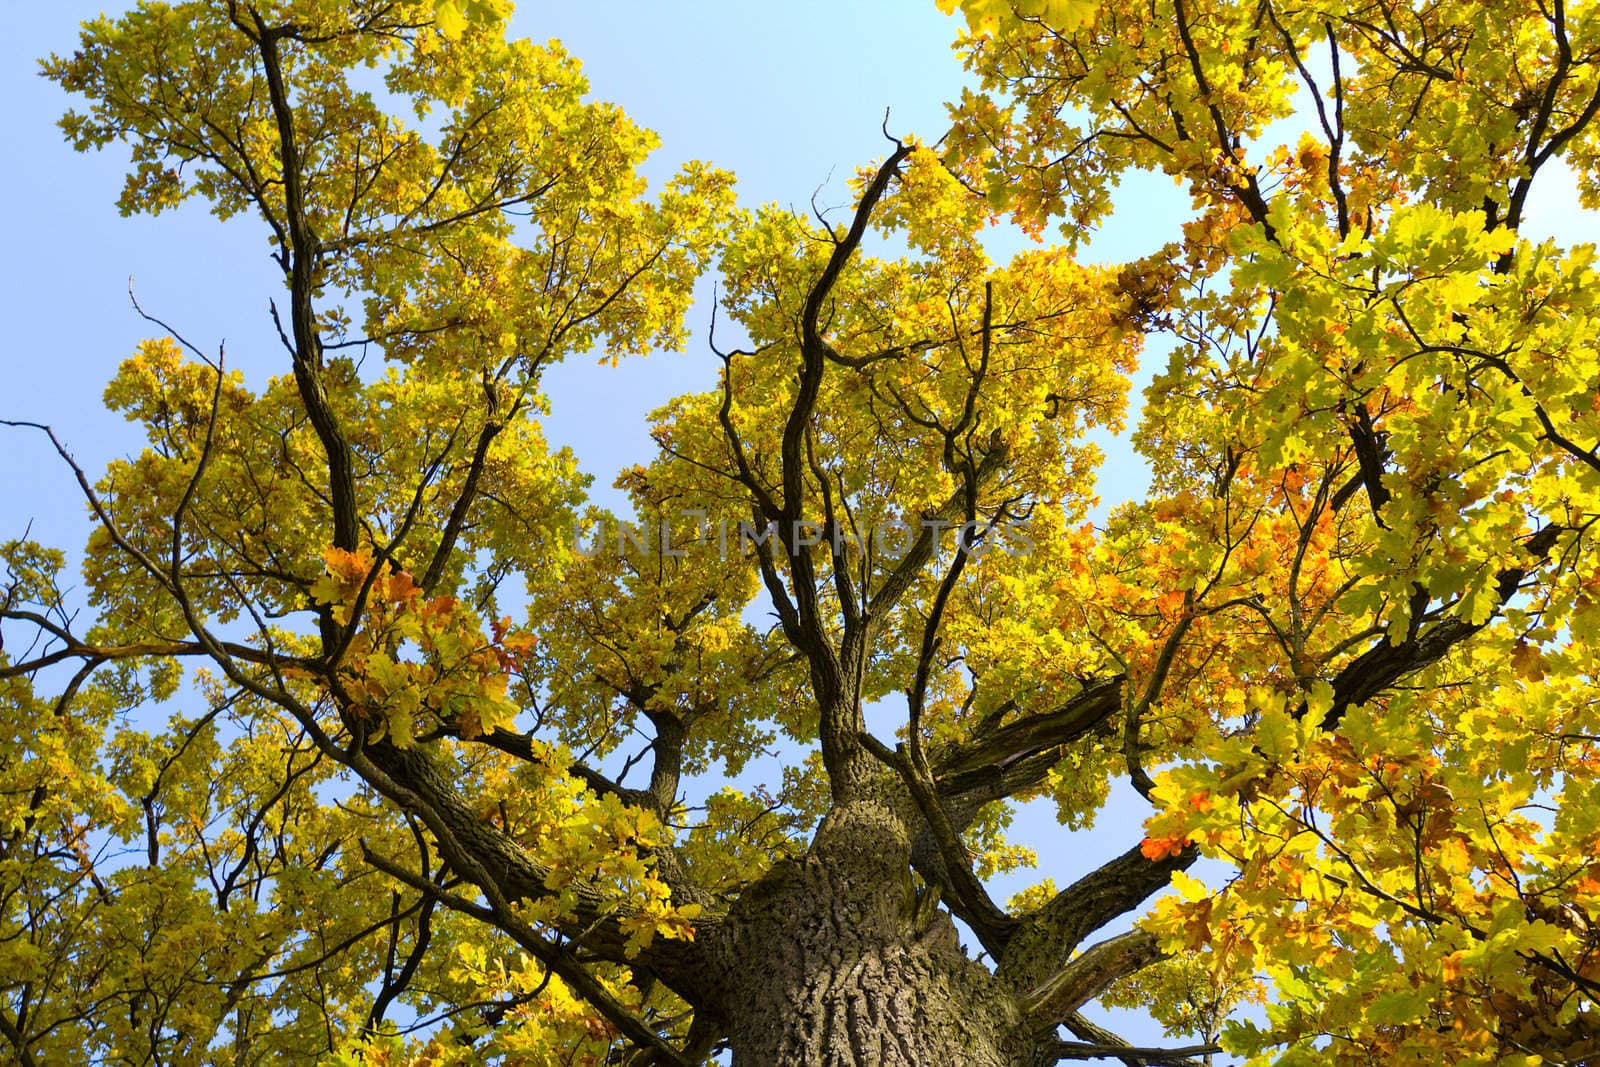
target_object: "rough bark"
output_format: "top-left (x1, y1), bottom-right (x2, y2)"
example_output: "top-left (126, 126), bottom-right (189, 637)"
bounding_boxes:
top-left (698, 788), bottom-right (1043, 1067)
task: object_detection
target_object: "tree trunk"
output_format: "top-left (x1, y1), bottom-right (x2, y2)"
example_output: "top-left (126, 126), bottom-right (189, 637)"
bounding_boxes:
top-left (700, 795), bottom-right (1041, 1066)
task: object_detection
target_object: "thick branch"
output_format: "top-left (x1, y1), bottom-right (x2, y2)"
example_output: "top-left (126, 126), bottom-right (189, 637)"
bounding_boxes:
top-left (0, 1009), bottom-right (38, 1067)
top-left (362, 845), bottom-right (691, 1067)
top-left (457, 726), bottom-right (635, 803)
top-left (932, 676), bottom-right (1125, 802)
top-left (1345, 402), bottom-right (1391, 522)
top-left (1016, 928), bottom-right (1164, 1028)
top-left (1309, 524), bottom-right (1564, 729)
top-left (892, 741), bottom-right (1020, 956)
top-left (1000, 843), bottom-right (1196, 992)
top-left (241, 7), bottom-right (359, 557)
top-left (781, 142), bottom-right (912, 798)
top-left (348, 738), bottom-right (710, 993)
top-left (1054, 1024), bottom-right (1218, 1067)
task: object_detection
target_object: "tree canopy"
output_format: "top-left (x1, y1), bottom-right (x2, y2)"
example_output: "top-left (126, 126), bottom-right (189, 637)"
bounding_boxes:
top-left (6, 0), bottom-right (1600, 1064)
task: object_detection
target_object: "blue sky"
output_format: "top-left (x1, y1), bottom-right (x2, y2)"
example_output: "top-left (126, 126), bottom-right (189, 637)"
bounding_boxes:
top-left (10, 2), bottom-right (1600, 1058)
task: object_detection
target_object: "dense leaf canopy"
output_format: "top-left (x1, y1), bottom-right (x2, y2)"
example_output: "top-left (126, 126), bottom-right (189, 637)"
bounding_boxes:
top-left (5, 0), bottom-right (1600, 1064)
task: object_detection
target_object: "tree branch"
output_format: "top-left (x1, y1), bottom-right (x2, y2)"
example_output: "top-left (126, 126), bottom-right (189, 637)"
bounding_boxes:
top-left (1308, 523), bottom-right (1564, 729)
top-left (1016, 928), bottom-right (1164, 1028)
top-left (362, 844), bottom-right (692, 1067)
top-left (1000, 843), bottom-right (1197, 993)
top-left (932, 676), bottom-right (1125, 800)
top-left (237, 4), bottom-right (359, 559)
top-left (1054, 1026), bottom-right (1218, 1067)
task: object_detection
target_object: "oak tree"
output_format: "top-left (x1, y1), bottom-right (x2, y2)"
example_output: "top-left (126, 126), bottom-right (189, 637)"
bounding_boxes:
top-left (6, 0), bottom-right (1600, 1064)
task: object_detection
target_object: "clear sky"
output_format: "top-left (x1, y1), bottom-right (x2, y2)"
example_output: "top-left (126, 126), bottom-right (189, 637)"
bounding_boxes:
top-left (8, 2), bottom-right (1600, 1058)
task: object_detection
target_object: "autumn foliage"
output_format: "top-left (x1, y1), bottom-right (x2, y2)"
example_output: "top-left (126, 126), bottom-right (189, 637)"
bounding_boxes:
top-left (5, 0), bottom-right (1600, 1064)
